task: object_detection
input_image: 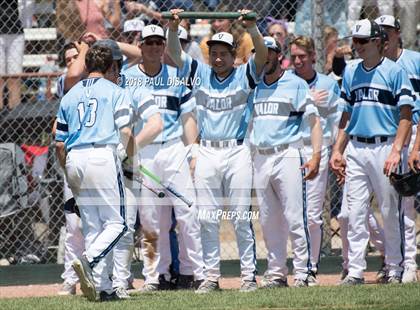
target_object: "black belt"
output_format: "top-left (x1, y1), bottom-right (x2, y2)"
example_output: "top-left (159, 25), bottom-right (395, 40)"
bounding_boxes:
top-left (350, 135), bottom-right (389, 144)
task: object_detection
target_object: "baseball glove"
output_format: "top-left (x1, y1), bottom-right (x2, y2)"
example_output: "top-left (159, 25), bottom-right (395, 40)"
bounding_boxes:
top-left (389, 170), bottom-right (420, 197)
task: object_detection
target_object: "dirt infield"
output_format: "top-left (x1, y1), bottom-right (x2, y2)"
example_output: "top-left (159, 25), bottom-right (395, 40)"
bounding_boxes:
top-left (0, 271), bottom-right (388, 299)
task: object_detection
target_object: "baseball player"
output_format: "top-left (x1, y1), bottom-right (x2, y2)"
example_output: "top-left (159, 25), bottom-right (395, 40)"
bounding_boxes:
top-left (250, 36), bottom-right (321, 288)
top-left (289, 35), bottom-right (341, 286)
top-left (376, 14), bottom-right (420, 283)
top-left (330, 19), bottom-right (415, 285)
top-left (55, 42), bottom-right (86, 296)
top-left (55, 43), bottom-right (135, 301)
top-left (121, 24), bottom-right (205, 292)
top-left (167, 9), bottom-right (268, 293)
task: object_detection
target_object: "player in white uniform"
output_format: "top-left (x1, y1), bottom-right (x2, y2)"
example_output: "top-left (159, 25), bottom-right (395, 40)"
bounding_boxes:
top-left (121, 24), bottom-right (204, 292)
top-left (330, 19), bottom-right (415, 285)
top-left (167, 9), bottom-right (268, 293)
top-left (250, 36), bottom-right (322, 288)
top-left (55, 42), bottom-right (86, 296)
top-left (376, 15), bottom-right (420, 283)
top-left (289, 36), bottom-right (341, 286)
top-left (56, 43), bottom-right (135, 301)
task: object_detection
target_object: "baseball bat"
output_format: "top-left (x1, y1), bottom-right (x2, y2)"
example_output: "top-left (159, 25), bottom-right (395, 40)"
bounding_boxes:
top-left (161, 11), bottom-right (257, 20)
top-left (139, 165), bottom-right (193, 207)
top-left (134, 175), bottom-right (165, 198)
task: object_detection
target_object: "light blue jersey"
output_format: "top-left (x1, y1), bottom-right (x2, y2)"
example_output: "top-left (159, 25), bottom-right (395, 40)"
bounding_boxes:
top-left (250, 70), bottom-right (318, 147)
top-left (341, 57), bottom-right (415, 137)
top-left (180, 53), bottom-right (259, 141)
top-left (395, 49), bottom-right (420, 124)
top-left (121, 64), bottom-right (193, 142)
top-left (56, 73), bottom-right (66, 98)
top-left (294, 71), bottom-right (341, 144)
top-left (56, 77), bottom-right (133, 150)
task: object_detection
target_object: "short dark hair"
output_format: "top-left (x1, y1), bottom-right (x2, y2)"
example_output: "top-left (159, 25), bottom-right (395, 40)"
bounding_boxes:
top-left (59, 42), bottom-right (77, 67)
top-left (85, 45), bottom-right (114, 74)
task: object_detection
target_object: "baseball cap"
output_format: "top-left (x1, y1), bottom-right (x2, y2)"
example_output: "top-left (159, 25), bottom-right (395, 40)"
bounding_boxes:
top-left (375, 15), bottom-right (401, 30)
top-left (123, 18), bottom-right (145, 33)
top-left (92, 39), bottom-right (122, 60)
top-left (206, 32), bottom-right (235, 48)
top-left (141, 24), bottom-right (166, 40)
top-left (166, 26), bottom-right (189, 42)
top-left (251, 36), bottom-right (282, 53)
top-left (349, 19), bottom-right (381, 38)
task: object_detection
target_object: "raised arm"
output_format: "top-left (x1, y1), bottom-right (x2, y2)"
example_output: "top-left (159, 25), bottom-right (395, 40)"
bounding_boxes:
top-left (167, 9), bottom-right (186, 69)
top-left (239, 10), bottom-right (267, 75)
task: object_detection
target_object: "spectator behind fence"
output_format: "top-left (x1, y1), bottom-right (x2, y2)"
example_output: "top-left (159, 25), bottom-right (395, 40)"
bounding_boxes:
top-left (199, 4), bottom-right (254, 65)
top-left (323, 26), bottom-right (339, 74)
top-left (123, 0), bottom-right (162, 23)
top-left (266, 17), bottom-right (291, 69)
top-left (0, 0), bottom-right (27, 110)
top-left (57, 0), bottom-right (117, 42)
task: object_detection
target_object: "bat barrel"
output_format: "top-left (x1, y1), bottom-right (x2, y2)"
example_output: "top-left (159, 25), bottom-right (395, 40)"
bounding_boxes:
top-left (161, 11), bottom-right (257, 20)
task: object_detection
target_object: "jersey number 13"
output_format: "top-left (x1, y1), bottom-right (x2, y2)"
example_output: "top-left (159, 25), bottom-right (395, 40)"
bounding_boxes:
top-left (77, 98), bottom-right (98, 129)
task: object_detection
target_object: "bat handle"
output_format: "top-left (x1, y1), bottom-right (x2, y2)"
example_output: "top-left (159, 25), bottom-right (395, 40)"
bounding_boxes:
top-left (165, 183), bottom-right (193, 207)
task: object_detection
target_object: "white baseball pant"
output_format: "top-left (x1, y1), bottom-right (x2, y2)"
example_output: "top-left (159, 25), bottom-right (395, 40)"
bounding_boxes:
top-left (61, 177), bottom-right (84, 286)
top-left (345, 139), bottom-right (404, 279)
top-left (302, 142), bottom-right (330, 274)
top-left (112, 178), bottom-right (140, 289)
top-left (254, 146), bottom-right (311, 281)
top-left (139, 138), bottom-right (204, 284)
top-left (65, 145), bottom-right (127, 292)
top-left (195, 142), bottom-right (256, 282)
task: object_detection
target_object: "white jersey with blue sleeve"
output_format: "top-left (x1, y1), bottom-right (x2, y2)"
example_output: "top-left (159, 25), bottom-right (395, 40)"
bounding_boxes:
top-left (180, 53), bottom-right (259, 141)
top-left (250, 70), bottom-right (318, 147)
top-left (396, 49), bottom-right (420, 124)
top-left (55, 77), bottom-right (133, 150)
top-left (341, 57), bottom-right (415, 137)
top-left (298, 72), bottom-right (341, 145)
top-left (121, 64), bottom-right (193, 142)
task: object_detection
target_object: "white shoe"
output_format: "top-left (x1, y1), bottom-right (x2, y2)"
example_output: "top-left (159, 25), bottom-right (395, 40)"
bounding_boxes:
top-left (72, 256), bottom-right (97, 301)
top-left (402, 267), bottom-right (418, 283)
top-left (115, 287), bottom-right (131, 299)
top-left (307, 273), bottom-right (319, 287)
top-left (194, 280), bottom-right (219, 294)
top-left (138, 283), bottom-right (159, 292)
top-left (58, 282), bottom-right (76, 296)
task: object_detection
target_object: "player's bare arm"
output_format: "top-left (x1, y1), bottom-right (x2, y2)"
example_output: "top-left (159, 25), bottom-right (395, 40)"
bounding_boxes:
top-left (301, 114), bottom-right (322, 180)
top-left (330, 111), bottom-right (350, 182)
top-left (135, 113), bottom-right (164, 149)
top-left (239, 9), bottom-right (267, 75)
top-left (384, 105), bottom-right (412, 176)
top-left (117, 41), bottom-right (142, 65)
top-left (65, 41), bottom-right (89, 91)
top-left (181, 112), bottom-right (199, 176)
top-left (167, 9), bottom-right (185, 68)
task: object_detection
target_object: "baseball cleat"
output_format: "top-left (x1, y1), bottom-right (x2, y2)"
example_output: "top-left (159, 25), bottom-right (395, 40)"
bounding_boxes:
top-left (402, 266), bottom-right (418, 283)
top-left (307, 273), bottom-right (319, 287)
top-left (138, 283), bottom-right (159, 292)
top-left (72, 257), bottom-right (96, 301)
top-left (57, 282), bottom-right (76, 296)
top-left (340, 276), bottom-right (364, 286)
top-left (239, 280), bottom-right (257, 292)
top-left (114, 287), bottom-right (131, 299)
top-left (293, 278), bottom-right (309, 287)
top-left (176, 274), bottom-right (195, 290)
top-left (340, 269), bottom-right (349, 281)
top-left (194, 280), bottom-right (220, 294)
top-left (387, 275), bottom-right (402, 284)
top-left (260, 277), bottom-right (288, 289)
top-left (99, 290), bottom-right (120, 302)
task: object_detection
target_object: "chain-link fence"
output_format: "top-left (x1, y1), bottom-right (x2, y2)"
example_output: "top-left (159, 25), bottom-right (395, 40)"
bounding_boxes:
top-left (0, 0), bottom-right (419, 265)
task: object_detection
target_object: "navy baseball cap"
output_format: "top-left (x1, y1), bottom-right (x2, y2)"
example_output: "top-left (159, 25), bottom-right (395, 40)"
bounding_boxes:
top-left (92, 39), bottom-right (123, 60)
top-left (348, 19), bottom-right (381, 38)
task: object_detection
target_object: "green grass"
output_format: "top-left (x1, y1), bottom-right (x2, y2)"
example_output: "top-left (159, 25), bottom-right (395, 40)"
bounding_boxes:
top-left (1, 284), bottom-right (420, 310)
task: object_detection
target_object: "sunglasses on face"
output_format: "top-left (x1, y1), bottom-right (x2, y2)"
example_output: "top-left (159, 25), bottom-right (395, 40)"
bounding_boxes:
top-left (144, 39), bottom-right (164, 46)
top-left (352, 37), bottom-right (374, 45)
